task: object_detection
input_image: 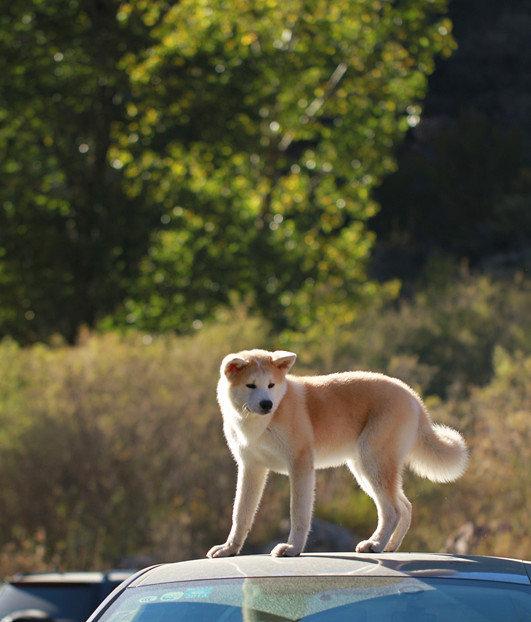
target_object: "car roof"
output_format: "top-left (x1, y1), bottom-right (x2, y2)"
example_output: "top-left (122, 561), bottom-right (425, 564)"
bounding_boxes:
top-left (9, 571), bottom-right (135, 585)
top-left (130, 553), bottom-right (531, 587)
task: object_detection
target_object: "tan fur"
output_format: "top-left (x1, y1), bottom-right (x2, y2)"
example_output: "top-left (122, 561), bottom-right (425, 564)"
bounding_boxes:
top-left (207, 349), bottom-right (468, 558)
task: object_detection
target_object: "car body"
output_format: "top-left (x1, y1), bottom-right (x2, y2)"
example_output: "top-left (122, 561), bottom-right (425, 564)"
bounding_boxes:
top-left (0, 571), bottom-right (135, 622)
top-left (87, 552), bottom-right (531, 621)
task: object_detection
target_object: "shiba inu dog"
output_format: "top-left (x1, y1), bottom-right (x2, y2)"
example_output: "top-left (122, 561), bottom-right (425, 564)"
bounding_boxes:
top-left (207, 349), bottom-right (468, 558)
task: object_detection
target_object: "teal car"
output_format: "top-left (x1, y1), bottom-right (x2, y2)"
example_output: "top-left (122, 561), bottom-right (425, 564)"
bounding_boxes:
top-left (87, 553), bottom-right (531, 621)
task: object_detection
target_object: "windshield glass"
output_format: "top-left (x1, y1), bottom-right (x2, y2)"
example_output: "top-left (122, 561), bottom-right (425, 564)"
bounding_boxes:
top-left (96, 577), bottom-right (530, 622)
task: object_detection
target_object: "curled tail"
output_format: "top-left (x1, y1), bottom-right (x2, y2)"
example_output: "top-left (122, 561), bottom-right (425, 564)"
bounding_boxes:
top-left (408, 407), bottom-right (468, 483)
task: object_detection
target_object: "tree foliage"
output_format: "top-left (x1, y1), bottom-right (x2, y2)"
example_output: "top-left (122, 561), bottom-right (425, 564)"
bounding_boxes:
top-left (0, 0), bottom-right (453, 342)
top-left (0, 1), bottom-right (156, 342)
top-left (111, 0), bottom-right (453, 333)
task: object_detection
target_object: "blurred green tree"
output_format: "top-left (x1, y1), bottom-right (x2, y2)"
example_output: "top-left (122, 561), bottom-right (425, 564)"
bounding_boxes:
top-left (0, 0), bottom-right (156, 343)
top-left (0, 0), bottom-right (453, 342)
top-left (109, 0), bottom-right (454, 333)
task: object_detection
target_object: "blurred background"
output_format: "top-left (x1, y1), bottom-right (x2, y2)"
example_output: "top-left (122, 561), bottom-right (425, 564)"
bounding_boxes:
top-left (0, 0), bottom-right (529, 576)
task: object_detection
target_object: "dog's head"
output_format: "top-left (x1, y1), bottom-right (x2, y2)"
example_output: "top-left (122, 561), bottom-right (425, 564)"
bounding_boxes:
top-left (219, 349), bottom-right (297, 416)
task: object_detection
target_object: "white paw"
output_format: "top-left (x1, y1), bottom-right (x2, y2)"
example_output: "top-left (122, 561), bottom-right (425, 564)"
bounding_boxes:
top-left (383, 540), bottom-right (400, 552)
top-left (206, 542), bottom-right (240, 558)
top-left (355, 539), bottom-right (384, 553)
top-left (270, 542), bottom-right (302, 557)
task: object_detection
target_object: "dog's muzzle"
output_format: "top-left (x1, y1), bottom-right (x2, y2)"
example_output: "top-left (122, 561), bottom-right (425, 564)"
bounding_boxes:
top-left (259, 399), bottom-right (273, 414)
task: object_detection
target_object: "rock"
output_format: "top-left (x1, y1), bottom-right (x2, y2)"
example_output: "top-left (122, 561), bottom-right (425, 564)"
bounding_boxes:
top-left (444, 521), bottom-right (489, 555)
top-left (253, 517), bottom-right (358, 554)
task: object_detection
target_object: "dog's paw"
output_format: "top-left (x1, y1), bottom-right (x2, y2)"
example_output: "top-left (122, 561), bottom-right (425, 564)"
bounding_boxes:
top-left (270, 543), bottom-right (302, 557)
top-left (206, 542), bottom-right (240, 558)
top-left (355, 539), bottom-right (384, 553)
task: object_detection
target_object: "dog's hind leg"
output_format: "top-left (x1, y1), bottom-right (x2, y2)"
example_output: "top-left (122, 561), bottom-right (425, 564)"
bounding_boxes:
top-left (347, 449), bottom-right (401, 553)
top-left (384, 486), bottom-right (412, 552)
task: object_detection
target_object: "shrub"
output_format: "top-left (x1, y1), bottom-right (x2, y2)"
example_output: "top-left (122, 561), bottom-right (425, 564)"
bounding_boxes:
top-left (287, 272), bottom-right (530, 397)
top-left (411, 349), bottom-right (530, 558)
top-left (0, 530), bottom-right (58, 579)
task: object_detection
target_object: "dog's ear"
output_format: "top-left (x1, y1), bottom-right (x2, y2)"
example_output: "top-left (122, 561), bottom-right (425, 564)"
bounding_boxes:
top-left (271, 350), bottom-right (297, 372)
top-left (222, 354), bottom-right (249, 378)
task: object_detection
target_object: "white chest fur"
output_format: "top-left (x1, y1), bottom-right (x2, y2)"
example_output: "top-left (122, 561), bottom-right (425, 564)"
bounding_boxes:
top-left (217, 375), bottom-right (298, 473)
top-left (222, 414), bottom-right (291, 474)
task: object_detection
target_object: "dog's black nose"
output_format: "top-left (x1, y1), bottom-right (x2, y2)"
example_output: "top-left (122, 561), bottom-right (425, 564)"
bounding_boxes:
top-left (260, 399), bottom-right (273, 412)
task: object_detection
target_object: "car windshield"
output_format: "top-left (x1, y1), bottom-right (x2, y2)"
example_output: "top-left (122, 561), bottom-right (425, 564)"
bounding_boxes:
top-left (0, 584), bottom-right (98, 622)
top-left (96, 577), bottom-right (530, 622)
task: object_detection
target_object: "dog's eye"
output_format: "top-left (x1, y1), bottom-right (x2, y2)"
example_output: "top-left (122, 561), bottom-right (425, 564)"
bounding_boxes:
top-left (268, 383), bottom-right (275, 388)
top-left (246, 383), bottom-right (256, 389)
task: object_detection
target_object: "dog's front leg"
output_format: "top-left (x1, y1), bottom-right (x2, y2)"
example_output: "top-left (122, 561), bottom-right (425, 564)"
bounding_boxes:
top-left (207, 461), bottom-right (268, 558)
top-left (271, 449), bottom-right (315, 557)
